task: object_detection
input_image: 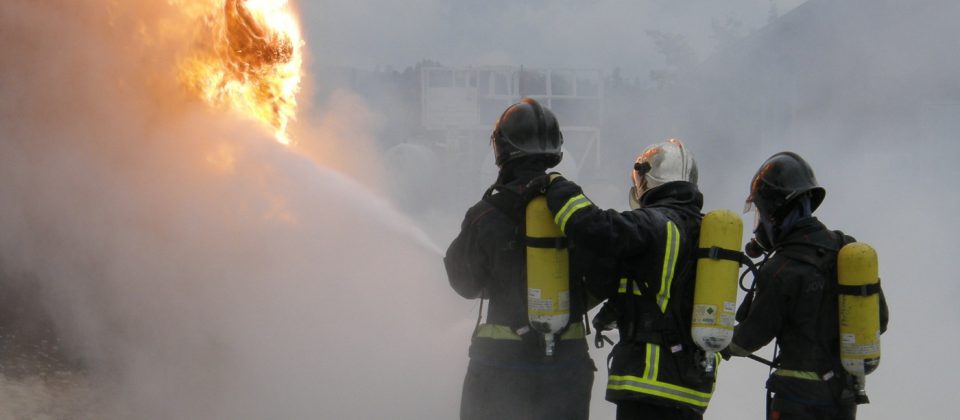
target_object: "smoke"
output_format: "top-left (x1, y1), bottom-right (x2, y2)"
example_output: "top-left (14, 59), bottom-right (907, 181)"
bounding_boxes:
top-left (597, 1), bottom-right (960, 419)
top-left (301, 1), bottom-right (956, 419)
top-left (0, 1), bottom-right (467, 419)
top-left (302, 0), bottom-right (808, 79)
top-left (5, 0), bottom-right (957, 418)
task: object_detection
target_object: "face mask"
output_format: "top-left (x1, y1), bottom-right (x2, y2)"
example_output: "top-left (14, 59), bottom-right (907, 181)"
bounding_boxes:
top-left (751, 208), bottom-right (777, 253)
top-left (749, 196), bottom-right (813, 255)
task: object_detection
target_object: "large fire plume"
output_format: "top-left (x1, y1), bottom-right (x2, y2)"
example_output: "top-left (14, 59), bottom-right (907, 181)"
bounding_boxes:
top-left (0, 0), bottom-right (460, 418)
top-left (178, 0), bottom-right (304, 145)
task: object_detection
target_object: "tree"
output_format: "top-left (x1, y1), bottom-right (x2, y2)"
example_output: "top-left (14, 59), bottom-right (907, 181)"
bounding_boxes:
top-left (646, 30), bottom-right (697, 89)
top-left (711, 16), bottom-right (745, 52)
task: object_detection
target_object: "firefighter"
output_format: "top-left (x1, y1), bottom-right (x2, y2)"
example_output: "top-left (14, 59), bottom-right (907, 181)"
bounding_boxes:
top-left (444, 98), bottom-right (598, 420)
top-left (543, 138), bottom-right (717, 420)
top-left (726, 151), bottom-right (890, 420)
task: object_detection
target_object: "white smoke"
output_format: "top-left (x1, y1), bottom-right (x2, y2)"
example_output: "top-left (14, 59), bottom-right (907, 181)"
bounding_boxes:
top-left (299, 1), bottom-right (958, 419)
top-left (0, 1), bottom-right (468, 418)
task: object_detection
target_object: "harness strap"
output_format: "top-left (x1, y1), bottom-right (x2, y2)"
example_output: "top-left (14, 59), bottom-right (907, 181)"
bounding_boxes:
top-left (774, 368), bottom-right (836, 381)
top-left (475, 323), bottom-right (586, 340)
top-left (525, 236), bottom-right (570, 249)
top-left (837, 281), bottom-right (881, 296)
top-left (481, 184), bottom-right (524, 224)
top-left (695, 246), bottom-right (743, 264)
top-left (595, 332), bottom-right (615, 348)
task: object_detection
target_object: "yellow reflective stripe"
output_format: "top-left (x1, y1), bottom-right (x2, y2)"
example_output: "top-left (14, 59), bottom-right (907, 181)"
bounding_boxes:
top-left (554, 194), bottom-right (591, 233)
top-left (714, 352), bottom-right (722, 378)
top-left (605, 221), bottom-right (711, 408)
top-left (656, 222), bottom-right (680, 312)
top-left (641, 342), bottom-right (660, 380)
top-left (774, 369), bottom-right (821, 380)
top-left (474, 324), bottom-right (521, 341)
top-left (617, 278), bottom-right (642, 296)
top-left (559, 323), bottom-right (586, 339)
top-left (607, 374), bottom-right (712, 408)
top-left (474, 323), bottom-right (586, 341)
top-left (554, 194), bottom-right (587, 225)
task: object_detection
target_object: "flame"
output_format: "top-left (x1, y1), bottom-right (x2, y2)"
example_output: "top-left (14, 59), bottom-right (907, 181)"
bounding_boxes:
top-left (178, 0), bottom-right (304, 145)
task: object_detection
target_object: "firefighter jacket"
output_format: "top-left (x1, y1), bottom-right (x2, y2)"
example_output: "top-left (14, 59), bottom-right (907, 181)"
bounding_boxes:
top-left (444, 167), bottom-right (599, 367)
top-left (545, 179), bottom-right (716, 414)
top-left (732, 217), bottom-right (889, 404)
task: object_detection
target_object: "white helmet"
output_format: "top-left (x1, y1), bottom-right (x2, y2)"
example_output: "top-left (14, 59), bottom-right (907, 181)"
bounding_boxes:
top-left (629, 138), bottom-right (698, 209)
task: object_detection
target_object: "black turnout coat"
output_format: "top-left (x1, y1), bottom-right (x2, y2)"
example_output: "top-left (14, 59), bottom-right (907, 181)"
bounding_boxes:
top-left (732, 217), bottom-right (889, 405)
top-left (444, 167), bottom-right (596, 366)
top-left (544, 179), bottom-right (717, 414)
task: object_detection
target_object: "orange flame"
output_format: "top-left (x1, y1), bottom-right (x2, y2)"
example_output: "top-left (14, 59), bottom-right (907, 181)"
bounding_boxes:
top-left (178, 0), bottom-right (304, 145)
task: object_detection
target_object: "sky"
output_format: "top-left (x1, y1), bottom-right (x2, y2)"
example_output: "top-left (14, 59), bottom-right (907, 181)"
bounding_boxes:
top-left (0, 0), bottom-right (957, 419)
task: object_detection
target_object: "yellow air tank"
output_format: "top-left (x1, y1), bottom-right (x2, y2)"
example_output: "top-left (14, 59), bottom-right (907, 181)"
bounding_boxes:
top-left (838, 242), bottom-right (881, 404)
top-left (691, 209), bottom-right (743, 375)
top-left (525, 195), bottom-right (570, 356)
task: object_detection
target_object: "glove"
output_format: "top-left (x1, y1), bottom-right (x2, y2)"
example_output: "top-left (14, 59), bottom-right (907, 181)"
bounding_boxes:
top-left (720, 347), bottom-right (732, 361)
top-left (591, 301), bottom-right (618, 332)
top-left (525, 172), bottom-right (564, 195)
top-left (592, 302), bottom-right (618, 349)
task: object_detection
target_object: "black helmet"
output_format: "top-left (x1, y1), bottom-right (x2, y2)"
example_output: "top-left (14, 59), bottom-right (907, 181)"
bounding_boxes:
top-left (491, 97), bottom-right (563, 167)
top-left (745, 152), bottom-right (826, 221)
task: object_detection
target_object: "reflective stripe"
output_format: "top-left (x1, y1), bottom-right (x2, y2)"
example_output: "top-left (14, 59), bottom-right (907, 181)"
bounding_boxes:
top-left (554, 194), bottom-right (591, 233)
top-left (607, 220), bottom-right (713, 408)
top-left (656, 221), bottom-right (680, 312)
top-left (475, 323), bottom-right (586, 341)
top-left (617, 278), bottom-right (642, 296)
top-left (475, 324), bottom-right (521, 341)
top-left (608, 375), bottom-right (712, 408)
top-left (642, 343), bottom-right (661, 380)
top-left (774, 369), bottom-right (822, 380)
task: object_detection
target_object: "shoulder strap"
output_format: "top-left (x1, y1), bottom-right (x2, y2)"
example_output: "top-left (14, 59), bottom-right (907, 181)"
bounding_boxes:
top-left (807, 230), bottom-right (854, 373)
top-left (481, 184), bottom-right (524, 224)
top-left (480, 183), bottom-right (543, 338)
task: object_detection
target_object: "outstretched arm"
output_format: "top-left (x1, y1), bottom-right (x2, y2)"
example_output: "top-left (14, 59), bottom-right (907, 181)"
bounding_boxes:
top-left (544, 177), bottom-right (653, 258)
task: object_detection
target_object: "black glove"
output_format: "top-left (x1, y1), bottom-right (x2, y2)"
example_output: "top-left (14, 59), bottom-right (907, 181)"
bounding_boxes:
top-left (524, 172), bottom-right (564, 195)
top-left (720, 347), bottom-right (732, 361)
top-left (591, 301), bottom-right (618, 332)
top-left (591, 302), bottom-right (618, 349)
